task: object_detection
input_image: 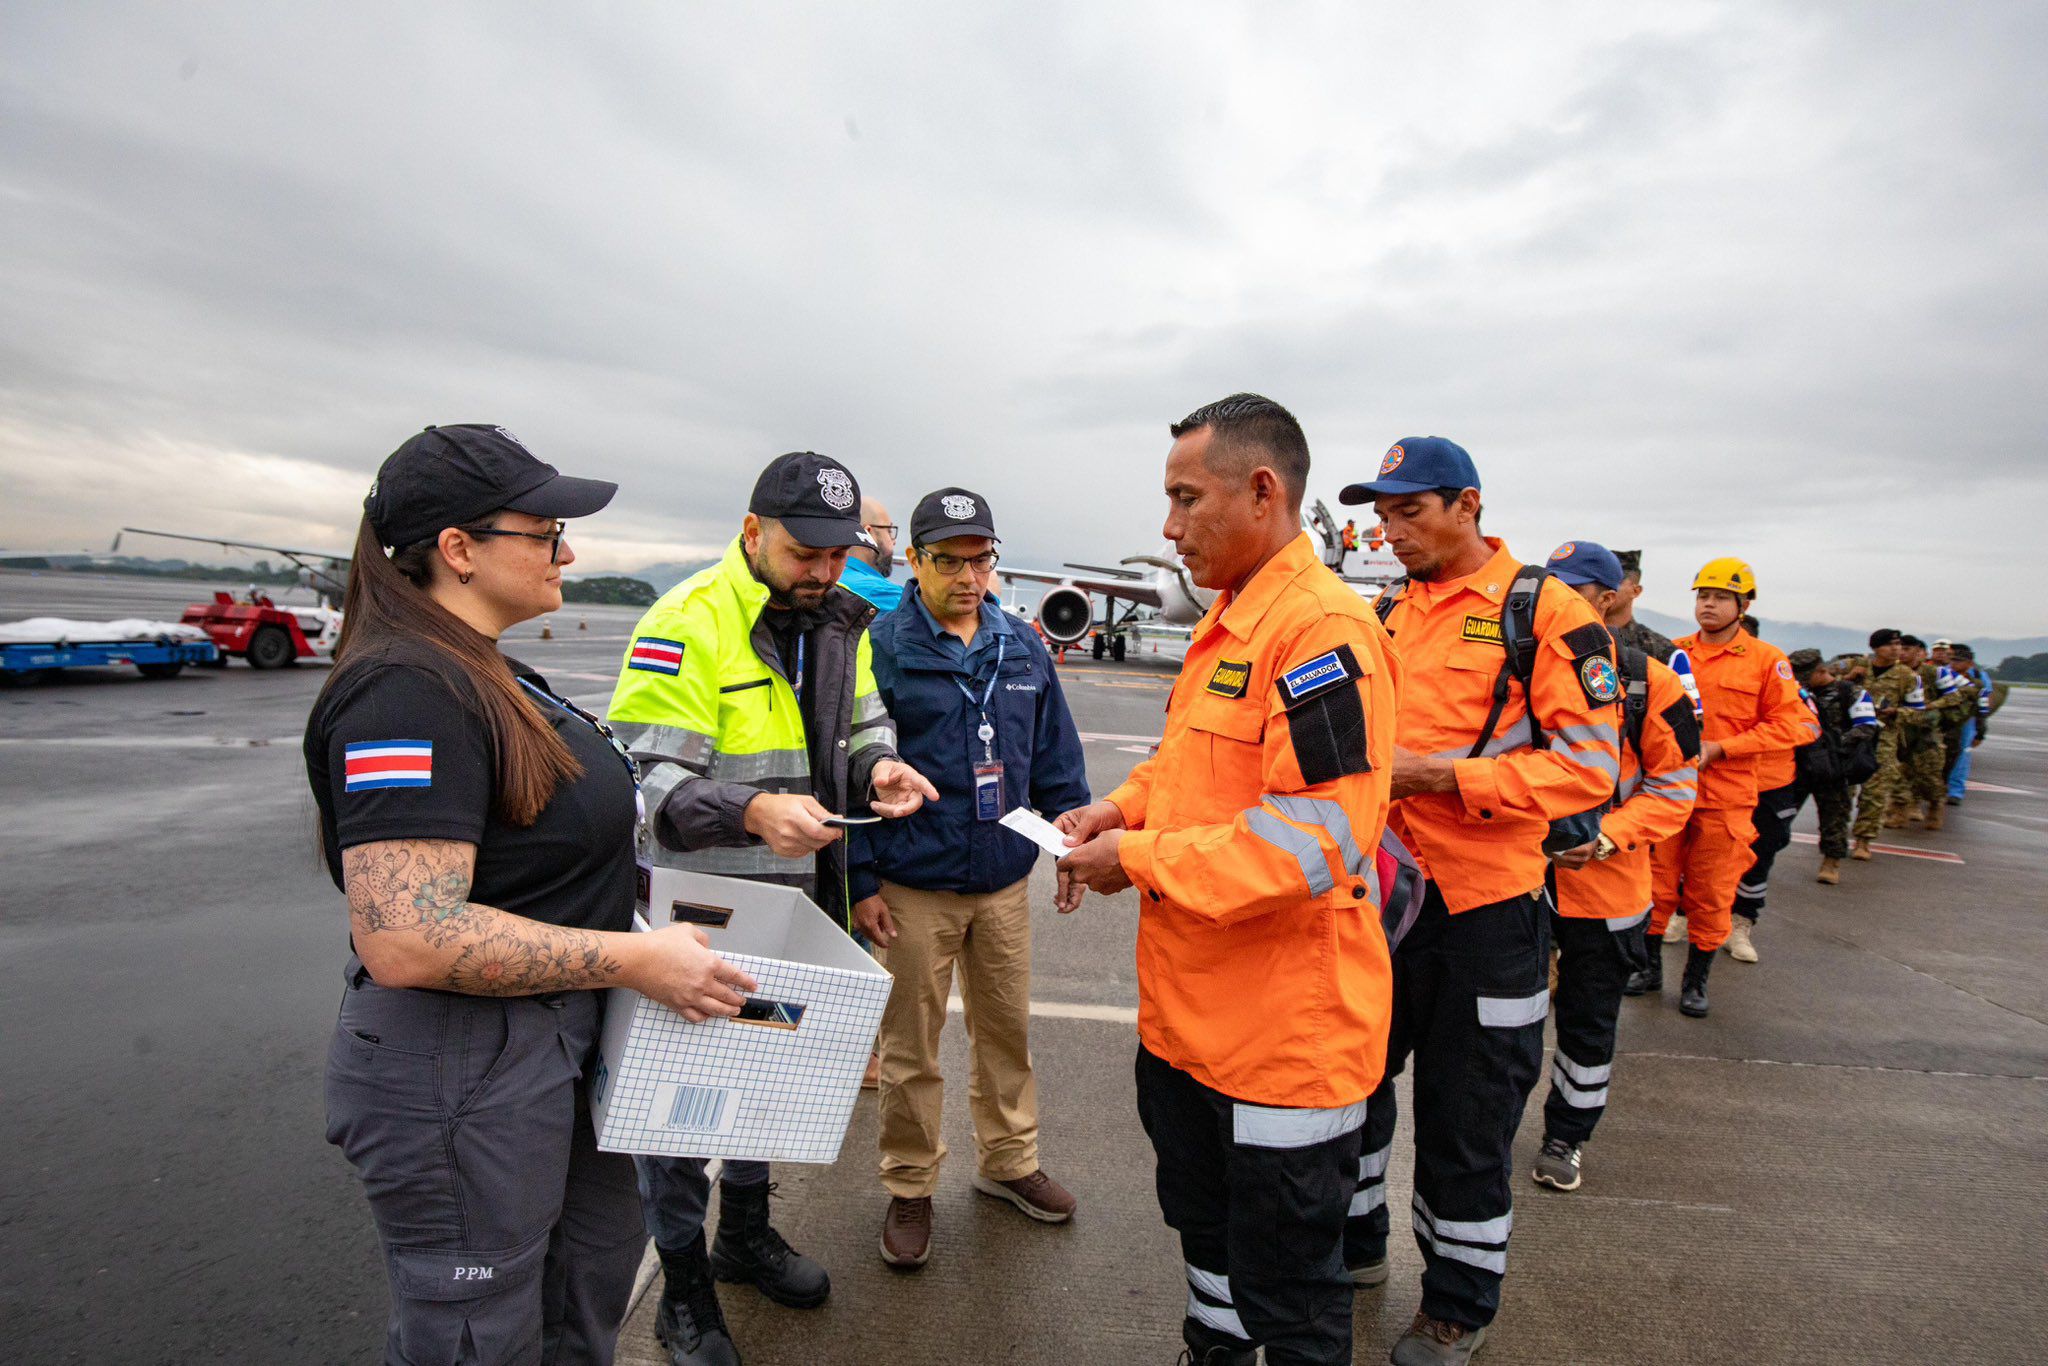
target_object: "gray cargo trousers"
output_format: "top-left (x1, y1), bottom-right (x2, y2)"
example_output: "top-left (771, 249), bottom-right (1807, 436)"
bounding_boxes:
top-left (325, 964), bottom-right (646, 1364)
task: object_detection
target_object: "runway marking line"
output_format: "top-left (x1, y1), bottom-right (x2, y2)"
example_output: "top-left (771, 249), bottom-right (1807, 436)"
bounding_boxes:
top-left (1791, 832), bottom-right (1963, 864)
top-left (1966, 781), bottom-right (2035, 795)
top-left (1080, 731), bottom-right (1164, 745)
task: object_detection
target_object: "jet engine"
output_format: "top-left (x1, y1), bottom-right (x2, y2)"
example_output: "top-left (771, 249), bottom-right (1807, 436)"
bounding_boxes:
top-left (1036, 586), bottom-right (1094, 645)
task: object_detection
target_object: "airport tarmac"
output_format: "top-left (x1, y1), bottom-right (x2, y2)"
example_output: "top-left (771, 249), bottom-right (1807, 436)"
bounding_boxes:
top-left (2, 569), bottom-right (2044, 1365)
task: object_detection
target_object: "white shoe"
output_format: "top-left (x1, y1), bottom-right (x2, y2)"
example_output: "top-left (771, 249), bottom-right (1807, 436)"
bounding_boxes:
top-left (1724, 918), bottom-right (1758, 963)
top-left (1662, 914), bottom-right (1687, 945)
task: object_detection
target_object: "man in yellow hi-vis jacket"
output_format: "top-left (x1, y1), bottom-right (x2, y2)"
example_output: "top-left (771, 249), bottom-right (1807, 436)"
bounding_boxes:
top-left (608, 451), bottom-right (935, 1366)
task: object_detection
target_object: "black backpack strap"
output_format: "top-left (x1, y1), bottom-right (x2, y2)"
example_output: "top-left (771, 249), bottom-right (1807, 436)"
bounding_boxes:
top-left (1468, 564), bottom-right (1550, 758)
top-left (1617, 644), bottom-right (1650, 770)
top-left (1373, 578), bottom-right (1407, 626)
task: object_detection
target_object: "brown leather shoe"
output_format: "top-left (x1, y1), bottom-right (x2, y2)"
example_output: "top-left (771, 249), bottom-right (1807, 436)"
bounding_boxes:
top-left (972, 1169), bottom-right (1077, 1223)
top-left (879, 1196), bottom-right (931, 1269)
top-left (1816, 857), bottom-right (1841, 885)
top-left (1850, 838), bottom-right (1874, 861)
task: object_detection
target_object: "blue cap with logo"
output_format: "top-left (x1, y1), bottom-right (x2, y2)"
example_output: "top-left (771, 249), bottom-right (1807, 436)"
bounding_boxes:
top-left (1545, 540), bottom-right (1625, 591)
top-left (1339, 436), bottom-right (1480, 502)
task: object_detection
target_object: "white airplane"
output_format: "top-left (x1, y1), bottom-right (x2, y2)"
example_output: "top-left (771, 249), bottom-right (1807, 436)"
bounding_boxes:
top-left (998, 551), bottom-right (1211, 660)
top-left (998, 499), bottom-right (1403, 661)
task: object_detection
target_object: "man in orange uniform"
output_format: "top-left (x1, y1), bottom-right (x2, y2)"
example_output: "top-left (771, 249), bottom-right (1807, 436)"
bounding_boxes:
top-left (1059, 394), bottom-right (1399, 1366)
top-left (1531, 542), bottom-right (1700, 1196)
top-left (1644, 559), bottom-right (1812, 1017)
top-left (1724, 635), bottom-right (1820, 965)
top-left (1339, 438), bottom-right (1619, 1366)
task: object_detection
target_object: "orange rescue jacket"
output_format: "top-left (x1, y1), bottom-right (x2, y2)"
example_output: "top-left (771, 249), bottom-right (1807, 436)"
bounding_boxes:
top-left (1673, 630), bottom-right (1812, 810)
top-left (1378, 540), bottom-right (1622, 913)
top-left (1108, 533), bottom-right (1399, 1109)
top-left (1554, 655), bottom-right (1698, 920)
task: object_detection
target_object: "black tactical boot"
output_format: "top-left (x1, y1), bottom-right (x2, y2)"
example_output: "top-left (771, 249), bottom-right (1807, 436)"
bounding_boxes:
top-left (1178, 1320), bottom-right (1258, 1365)
top-left (655, 1238), bottom-right (740, 1366)
top-left (710, 1181), bottom-right (831, 1308)
top-left (1680, 944), bottom-right (1713, 1017)
top-left (1623, 929), bottom-right (1662, 995)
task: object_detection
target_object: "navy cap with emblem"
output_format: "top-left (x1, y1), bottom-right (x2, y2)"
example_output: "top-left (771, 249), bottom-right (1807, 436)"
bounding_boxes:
top-left (910, 486), bottom-right (1000, 546)
top-left (749, 452), bottom-right (872, 549)
top-left (366, 424), bottom-right (616, 549)
top-left (1545, 540), bottom-right (1626, 591)
top-left (1338, 436), bottom-right (1481, 503)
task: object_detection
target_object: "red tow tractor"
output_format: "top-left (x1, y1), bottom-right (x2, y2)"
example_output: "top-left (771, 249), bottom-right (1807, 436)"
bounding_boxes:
top-left (180, 588), bottom-right (342, 669)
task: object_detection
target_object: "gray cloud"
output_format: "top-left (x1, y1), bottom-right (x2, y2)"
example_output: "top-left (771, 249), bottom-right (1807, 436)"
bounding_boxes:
top-left (1, 1), bottom-right (2042, 633)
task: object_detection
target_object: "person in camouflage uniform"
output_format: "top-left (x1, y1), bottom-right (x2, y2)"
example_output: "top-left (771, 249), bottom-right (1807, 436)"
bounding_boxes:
top-left (1937, 644), bottom-right (1984, 792)
top-left (1895, 635), bottom-right (1953, 829)
top-left (1850, 629), bottom-right (1917, 858)
top-left (1794, 652), bottom-right (1877, 883)
top-left (1610, 550), bottom-right (1677, 662)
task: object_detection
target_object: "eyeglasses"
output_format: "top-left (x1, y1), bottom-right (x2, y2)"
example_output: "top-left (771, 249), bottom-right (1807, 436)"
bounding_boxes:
top-left (865, 523), bottom-right (899, 540)
top-left (463, 522), bottom-right (568, 564)
top-left (916, 548), bottom-right (1000, 575)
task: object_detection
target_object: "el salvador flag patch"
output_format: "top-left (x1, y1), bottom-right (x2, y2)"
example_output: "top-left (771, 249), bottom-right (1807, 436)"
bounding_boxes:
top-left (345, 741), bottom-right (434, 791)
top-left (628, 636), bottom-right (685, 675)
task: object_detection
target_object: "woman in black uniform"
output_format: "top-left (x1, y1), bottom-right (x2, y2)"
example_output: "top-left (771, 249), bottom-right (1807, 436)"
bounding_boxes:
top-left (307, 424), bottom-right (758, 1365)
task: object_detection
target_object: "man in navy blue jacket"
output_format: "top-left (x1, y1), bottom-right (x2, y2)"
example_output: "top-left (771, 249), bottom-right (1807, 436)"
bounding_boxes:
top-left (853, 486), bottom-right (1092, 1271)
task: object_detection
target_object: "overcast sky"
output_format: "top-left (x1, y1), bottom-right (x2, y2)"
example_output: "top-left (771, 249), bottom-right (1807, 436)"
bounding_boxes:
top-left (3, 2), bottom-right (2043, 634)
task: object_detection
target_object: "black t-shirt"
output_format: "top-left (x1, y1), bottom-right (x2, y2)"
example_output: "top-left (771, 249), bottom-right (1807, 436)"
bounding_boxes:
top-left (304, 640), bottom-right (638, 936)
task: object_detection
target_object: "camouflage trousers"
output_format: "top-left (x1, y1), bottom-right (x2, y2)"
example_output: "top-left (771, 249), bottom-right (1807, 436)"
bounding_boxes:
top-left (1812, 779), bottom-right (1853, 859)
top-left (1853, 729), bottom-right (1905, 839)
top-left (1901, 726), bottom-right (1947, 808)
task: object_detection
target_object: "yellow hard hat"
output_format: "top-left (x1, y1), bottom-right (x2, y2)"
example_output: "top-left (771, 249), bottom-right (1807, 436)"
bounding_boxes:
top-left (1693, 556), bottom-right (1757, 599)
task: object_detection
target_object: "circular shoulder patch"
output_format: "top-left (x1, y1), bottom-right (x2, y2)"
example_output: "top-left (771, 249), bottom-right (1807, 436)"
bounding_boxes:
top-left (1580, 654), bottom-right (1621, 704)
top-left (1775, 659), bottom-right (1794, 680)
top-left (1380, 444), bottom-right (1405, 475)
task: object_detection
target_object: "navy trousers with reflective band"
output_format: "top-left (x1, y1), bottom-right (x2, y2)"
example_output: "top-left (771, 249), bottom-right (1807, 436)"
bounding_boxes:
top-left (324, 971), bottom-right (645, 1365)
top-left (1542, 909), bottom-right (1643, 1146)
top-left (1135, 1046), bottom-right (1362, 1366)
top-left (1346, 883), bottom-right (1549, 1330)
top-left (1732, 781), bottom-right (1800, 922)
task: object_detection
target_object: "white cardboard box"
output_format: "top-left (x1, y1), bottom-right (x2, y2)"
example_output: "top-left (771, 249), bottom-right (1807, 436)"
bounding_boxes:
top-left (589, 866), bottom-right (892, 1163)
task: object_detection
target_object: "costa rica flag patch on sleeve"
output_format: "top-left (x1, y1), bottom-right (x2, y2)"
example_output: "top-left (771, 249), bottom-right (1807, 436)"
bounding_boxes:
top-left (628, 636), bottom-right (686, 675)
top-left (344, 741), bottom-right (434, 791)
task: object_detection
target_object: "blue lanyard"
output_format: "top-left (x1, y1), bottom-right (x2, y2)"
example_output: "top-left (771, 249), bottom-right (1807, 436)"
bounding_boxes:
top-left (953, 634), bottom-right (1006, 760)
top-left (793, 634), bottom-right (805, 706)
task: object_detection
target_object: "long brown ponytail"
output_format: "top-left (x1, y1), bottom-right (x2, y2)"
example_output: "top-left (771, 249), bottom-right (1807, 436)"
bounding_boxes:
top-left (323, 515), bottom-right (581, 826)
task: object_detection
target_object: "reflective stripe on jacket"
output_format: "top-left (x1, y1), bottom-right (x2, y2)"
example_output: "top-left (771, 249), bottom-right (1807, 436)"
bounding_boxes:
top-left (605, 536), bottom-right (896, 925)
top-left (1106, 532), bottom-right (1399, 1109)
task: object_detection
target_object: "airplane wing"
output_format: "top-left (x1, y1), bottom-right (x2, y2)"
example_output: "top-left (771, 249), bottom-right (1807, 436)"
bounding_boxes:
top-left (116, 528), bottom-right (350, 561)
top-left (998, 567), bottom-right (1164, 608)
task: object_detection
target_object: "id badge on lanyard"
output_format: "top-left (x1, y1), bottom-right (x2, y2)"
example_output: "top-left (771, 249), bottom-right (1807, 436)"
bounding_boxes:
top-left (962, 636), bottom-right (1007, 821)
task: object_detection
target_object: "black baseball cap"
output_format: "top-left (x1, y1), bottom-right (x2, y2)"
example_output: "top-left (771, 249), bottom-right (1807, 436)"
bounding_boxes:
top-left (749, 452), bottom-right (872, 549)
top-left (910, 487), bottom-right (1000, 546)
top-left (366, 424), bottom-right (615, 549)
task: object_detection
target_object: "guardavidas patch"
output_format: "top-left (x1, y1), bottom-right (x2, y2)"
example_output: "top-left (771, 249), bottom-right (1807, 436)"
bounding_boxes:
top-left (1206, 659), bottom-right (1252, 698)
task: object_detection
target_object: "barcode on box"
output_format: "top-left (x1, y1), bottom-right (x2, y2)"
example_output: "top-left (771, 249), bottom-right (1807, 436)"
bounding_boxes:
top-left (649, 1082), bottom-right (740, 1136)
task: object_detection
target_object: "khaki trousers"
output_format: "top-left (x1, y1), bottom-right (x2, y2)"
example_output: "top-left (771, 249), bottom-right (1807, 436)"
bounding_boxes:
top-left (875, 877), bottom-right (1040, 1198)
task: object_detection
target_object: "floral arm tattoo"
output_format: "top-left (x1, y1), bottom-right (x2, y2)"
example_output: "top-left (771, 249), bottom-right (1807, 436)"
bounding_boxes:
top-left (341, 839), bottom-right (625, 995)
